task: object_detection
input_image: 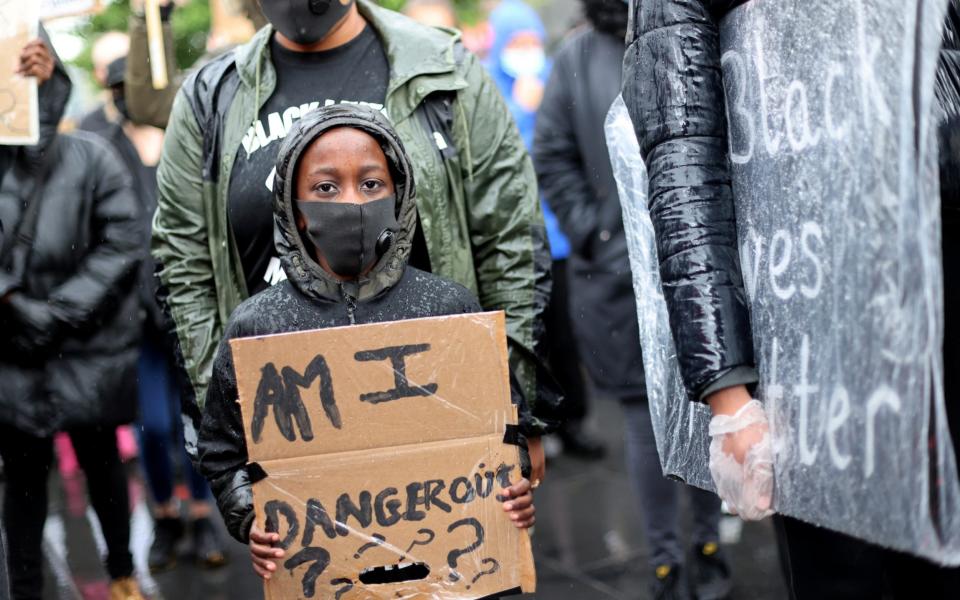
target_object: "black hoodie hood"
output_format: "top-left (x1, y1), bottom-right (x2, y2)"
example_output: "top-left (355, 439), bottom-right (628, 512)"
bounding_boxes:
top-left (21, 26), bottom-right (72, 172)
top-left (273, 104), bottom-right (417, 302)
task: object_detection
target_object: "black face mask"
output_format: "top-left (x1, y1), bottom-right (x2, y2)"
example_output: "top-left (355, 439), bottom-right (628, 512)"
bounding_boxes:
top-left (111, 87), bottom-right (131, 122)
top-left (260, 0), bottom-right (354, 45)
top-left (296, 196), bottom-right (398, 278)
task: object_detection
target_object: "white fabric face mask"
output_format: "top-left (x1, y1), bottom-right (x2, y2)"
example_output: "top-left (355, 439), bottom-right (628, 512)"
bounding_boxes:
top-left (500, 47), bottom-right (545, 78)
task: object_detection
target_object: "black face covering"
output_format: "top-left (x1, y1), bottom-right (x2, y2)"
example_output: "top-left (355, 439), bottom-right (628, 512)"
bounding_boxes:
top-left (111, 87), bottom-right (131, 122)
top-left (296, 196), bottom-right (398, 278)
top-left (260, 0), bottom-right (354, 45)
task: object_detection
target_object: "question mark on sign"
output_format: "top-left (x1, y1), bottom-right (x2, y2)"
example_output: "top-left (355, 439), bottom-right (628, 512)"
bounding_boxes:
top-left (403, 528), bottom-right (436, 557)
top-left (445, 518), bottom-right (485, 582)
top-left (354, 533), bottom-right (387, 559)
top-left (467, 558), bottom-right (500, 589)
top-left (330, 578), bottom-right (353, 599)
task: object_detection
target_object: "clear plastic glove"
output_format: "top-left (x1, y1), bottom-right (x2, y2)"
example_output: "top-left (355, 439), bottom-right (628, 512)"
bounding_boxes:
top-left (708, 399), bottom-right (774, 521)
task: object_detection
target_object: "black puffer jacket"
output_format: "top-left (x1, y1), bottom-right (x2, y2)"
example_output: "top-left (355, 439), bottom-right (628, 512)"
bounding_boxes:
top-left (533, 26), bottom-right (645, 398)
top-left (0, 53), bottom-right (142, 436)
top-left (79, 106), bottom-right (167, 341)
top-left (622, 0), bottom-right (756, 402)
top-left (198, 105), bottom-right (520, 542)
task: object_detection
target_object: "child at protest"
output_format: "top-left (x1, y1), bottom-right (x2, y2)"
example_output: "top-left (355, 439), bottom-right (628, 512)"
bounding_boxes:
top-left (195, 104), bottom-right (536, 581)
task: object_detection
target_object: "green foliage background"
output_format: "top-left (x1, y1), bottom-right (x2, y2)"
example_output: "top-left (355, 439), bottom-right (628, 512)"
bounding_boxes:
top-left (72, 0), bottom-right (487, 74)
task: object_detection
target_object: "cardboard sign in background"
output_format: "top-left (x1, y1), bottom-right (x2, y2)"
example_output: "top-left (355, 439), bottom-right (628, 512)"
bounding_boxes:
top-left (231, 312), bottom-right (536, 599)
top-left (0, 3), bottom-right (38, 146)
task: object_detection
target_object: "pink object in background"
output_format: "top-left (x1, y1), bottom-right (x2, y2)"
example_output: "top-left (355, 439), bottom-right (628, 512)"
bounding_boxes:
top-left (54, 432), bottom-right (79, 479)
top-left (116, 425), bottom-right (139, 462)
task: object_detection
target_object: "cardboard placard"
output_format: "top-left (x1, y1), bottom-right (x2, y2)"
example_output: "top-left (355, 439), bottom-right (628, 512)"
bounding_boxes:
top-left (232, 312), bottom-right (536, 599)
top-left (0, 3), bottom-right (38, 146)
top-left (40, 0), bottom-right (101, 20)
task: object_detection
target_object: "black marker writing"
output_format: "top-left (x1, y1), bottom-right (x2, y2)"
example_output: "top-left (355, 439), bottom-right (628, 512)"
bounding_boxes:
top-left (251, 355), bottom-right (341, 443)
top-left (354, 344), bottom-right (438, 404)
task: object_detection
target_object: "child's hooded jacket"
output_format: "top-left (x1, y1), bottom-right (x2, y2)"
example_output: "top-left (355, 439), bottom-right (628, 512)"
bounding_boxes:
top-left (197, 105), bottom-right (506, 542)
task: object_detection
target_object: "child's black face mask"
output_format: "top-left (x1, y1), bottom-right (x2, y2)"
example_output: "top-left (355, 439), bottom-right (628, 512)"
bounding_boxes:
top-left (296, 196), bottom-right (398, 278)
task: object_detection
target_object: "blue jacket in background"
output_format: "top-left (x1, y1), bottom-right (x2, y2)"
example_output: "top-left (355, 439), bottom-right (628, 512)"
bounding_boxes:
top-left (486, 0), bottom-right (570, 259)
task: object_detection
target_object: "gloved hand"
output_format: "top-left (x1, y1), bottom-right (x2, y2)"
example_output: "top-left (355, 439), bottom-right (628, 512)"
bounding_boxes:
top-left (708, 399), bottom-right (774, 520)
top-left (6, 293), bottom-right (59, 355)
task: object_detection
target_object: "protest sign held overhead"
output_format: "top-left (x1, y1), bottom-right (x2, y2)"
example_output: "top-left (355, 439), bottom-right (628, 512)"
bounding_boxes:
top-left (231, 312), bottom-right (536, 599)
top-left (607, 0), bottom-right (960, 565)
top-left (0, 1), bottom-right (38, 145)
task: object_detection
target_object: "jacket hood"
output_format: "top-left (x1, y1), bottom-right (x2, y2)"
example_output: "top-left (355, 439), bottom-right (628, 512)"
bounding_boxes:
top-left (23, 27), bottom-right (71, 167)
top-left (487, 0), bottom-right (547, 86)
top-left (273, 104), bottom-right (417, 303)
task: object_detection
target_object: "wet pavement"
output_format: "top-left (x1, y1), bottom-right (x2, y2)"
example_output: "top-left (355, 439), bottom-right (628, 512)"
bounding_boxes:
top-left (14, 394), bottom-right (787, 599)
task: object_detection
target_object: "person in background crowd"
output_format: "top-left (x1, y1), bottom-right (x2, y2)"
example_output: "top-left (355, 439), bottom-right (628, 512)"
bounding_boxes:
top-left (197, 107), bottom-right (537, 585)
top-left (623, 0), bottom-right (960, 598)
top-left (152, 0), bottom-right (560, 510)
top-left (487, 0), bottom-right (605, 459)
top-left (80, 31), bottom-right (229, 573)
top-left (80, 31), bottom-right (131, 132)
top-left (0, 34), bottom-right (144, 600)
top-left (403, 0), bottom-right (458, 29)
top-left (533, 1), bottom-right (730, 597)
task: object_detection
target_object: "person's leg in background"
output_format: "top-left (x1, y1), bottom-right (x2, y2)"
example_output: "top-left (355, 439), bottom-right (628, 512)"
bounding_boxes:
top-left (68, 426), bottom-right (141, 599)
top-left (687, 486), bottom-right (731, 600)
top-left (174, 386), bottom-right (227, 568)
top-left (136, 338), bottom-right (184, 571)
top-left (0, 425), bottom-right (54, 600)
top-left (546, 259), bottom-right (605, 459)
top-left (622, 400), bottom-right (691, 599)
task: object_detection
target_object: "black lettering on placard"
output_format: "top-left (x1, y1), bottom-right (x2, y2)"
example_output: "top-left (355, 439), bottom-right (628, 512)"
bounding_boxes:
top-left (450, 477), bottom-right (476, 504)
top-left (336, 491), bottom-right (373, 536)
top-left (353, 533), bottom-right (386, 558)
top-left (468, 558), bottom-right (500, 590)
top-left (474, 465), bottom-right (495, 499)
top-left (283, 356), bottom-right (342, 430)
top-left (330, 578), bottom-right (353, 600)
top-left (303, 498), bottom-right (338, 544)
top-left (404, 528), bottom-right (436, 554)
top-left (354, 344), bottom-right (439, 404)
top-left (250, 355), bottom-right (342, 443)
top-left (264, 499), bottom-right (300, 550)
top-left (424, 479), bottom-right (452, 513)
top-left (494, 463), bottom-right (516, 502)
top-left (446, 518), bottom-right (485, 582)
top-left (284, 546), bottom-right (331, 599)
top-left (375, 487), bottom-right (403, 527)
top-left (404, 482), bottom-right (428, 521)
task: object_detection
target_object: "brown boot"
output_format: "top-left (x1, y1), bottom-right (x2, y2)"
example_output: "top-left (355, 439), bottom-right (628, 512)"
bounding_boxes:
top-left (109, 577), bottom-right (145, 600)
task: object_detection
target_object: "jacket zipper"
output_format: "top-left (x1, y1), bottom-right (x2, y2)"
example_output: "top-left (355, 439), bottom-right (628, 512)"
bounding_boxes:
top-left (340, 284), bottom-right (357, 325)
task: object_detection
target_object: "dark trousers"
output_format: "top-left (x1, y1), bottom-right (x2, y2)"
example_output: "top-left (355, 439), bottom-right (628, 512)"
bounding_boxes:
top-left (137, 336), bottom-right (210, 503)
top-left (777, 516), bottom-right (960, 599)
top-left (0, 425), bottom-right (133, 600)
top-left (624, 402), bottom-right (721, 567)
top-left (544, 259), bottom-right (588, 425)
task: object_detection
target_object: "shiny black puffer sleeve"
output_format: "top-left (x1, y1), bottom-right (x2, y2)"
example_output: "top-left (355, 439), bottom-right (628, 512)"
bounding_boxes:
top-left (622, 0), bottom-right (756, 401)
top-left (197, 320), bottom-right (255, 544)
